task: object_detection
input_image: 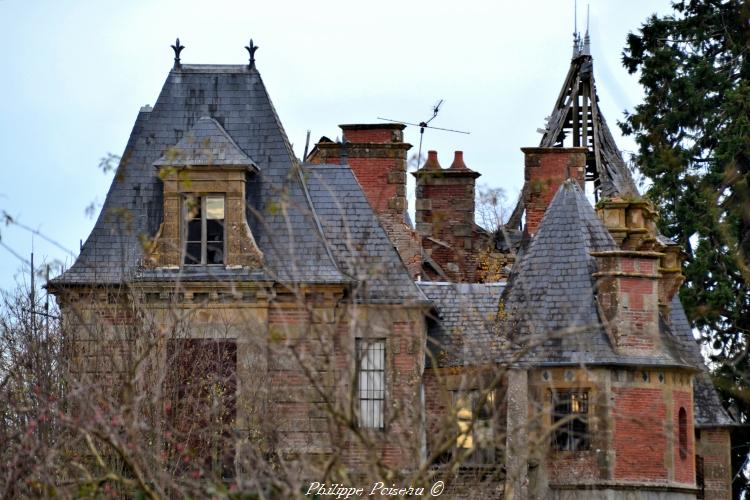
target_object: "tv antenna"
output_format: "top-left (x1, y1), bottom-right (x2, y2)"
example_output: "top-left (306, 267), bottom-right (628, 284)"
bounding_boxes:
top-left (377, 99), bottom-right (469, 168)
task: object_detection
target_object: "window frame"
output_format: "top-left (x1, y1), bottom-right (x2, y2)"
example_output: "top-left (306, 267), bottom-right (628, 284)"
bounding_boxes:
top-left (453, 389), bottom-right (497, 465)
top-left (182, 194), bottom-right (226, 266)
top-left (550, 389), bottom-right (590, 452)
top-left (355, 338), bottom-right (386, 430)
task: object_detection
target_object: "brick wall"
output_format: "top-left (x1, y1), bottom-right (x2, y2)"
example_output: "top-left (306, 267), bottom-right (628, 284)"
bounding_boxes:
top-left (414, 151), bottom-right (482, 282)
top-left (521, 147), bottom-right (586, 237)
top-left (594, 252), bottom-right (662, 355)
top-left (613, 386), bottom-right (668, 481)
top-left (308, 125), bottom-right (422, 278)
top-left (696, 428), bottom-right (732, 499)
top-left (268, 301), bottom-right (425, 470)
top-left (673, 389), bottom-right (695, 485)
top-left (422, 369), bottom-right (455, 463)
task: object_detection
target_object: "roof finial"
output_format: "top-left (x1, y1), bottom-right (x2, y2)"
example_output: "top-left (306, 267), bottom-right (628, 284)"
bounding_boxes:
top-left (572, 0), bottom-right (581, 59)
top-left (245, 39), bottom-right (259, 69)
top-left (171, 37), bottom-right (185, 69)
top-left (582, 4), bottom-right (591, 56)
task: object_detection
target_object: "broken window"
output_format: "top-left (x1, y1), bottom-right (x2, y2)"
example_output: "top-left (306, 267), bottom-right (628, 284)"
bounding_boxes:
top-left (183, 194), bottom-right (225, 265)
top-left (455, 390), bottom-right (496, 464)
top-left (356, 338), bottom-right (385, 429)
top-left (164, 339), bottom-right (237, 479)
top-left (551, 390), bottom-right (589, 451)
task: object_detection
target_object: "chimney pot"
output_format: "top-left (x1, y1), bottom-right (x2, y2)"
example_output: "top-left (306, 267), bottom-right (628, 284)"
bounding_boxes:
top-left (422, 150), bottom-right (442, 170)
top-left (450, 151), bottom-right (468, 170)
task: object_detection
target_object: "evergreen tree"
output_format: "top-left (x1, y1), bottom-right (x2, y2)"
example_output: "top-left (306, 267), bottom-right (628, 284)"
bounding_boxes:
top-left (621, 1), bottom-right (750, 495)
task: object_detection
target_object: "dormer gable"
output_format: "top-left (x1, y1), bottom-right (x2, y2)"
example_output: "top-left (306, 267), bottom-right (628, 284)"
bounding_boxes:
top-left (149, 116), bottom-right (263, 269)
top-left (154, 117), bottom-right (259, 169)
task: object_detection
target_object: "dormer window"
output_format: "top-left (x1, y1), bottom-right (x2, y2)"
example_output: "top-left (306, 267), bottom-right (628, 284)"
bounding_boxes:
top-left (183, 194), bottom-right (225, 265)
top-left (152, 116), bottom-right (263, 269)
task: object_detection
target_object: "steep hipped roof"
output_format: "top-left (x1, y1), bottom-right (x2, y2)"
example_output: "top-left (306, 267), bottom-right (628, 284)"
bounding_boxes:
top-left (303, 164), bottom-right (425, 304)
top-left (418, 282), bottom-right (505, 368)
top-left (501, 180), bottom-right (690, 368)
top-left (53, 64), bottom-right (347, 286)
top-left (153, 116), bottom-right (257, 168)
top-left (669, 296), bottom-right (736, 427)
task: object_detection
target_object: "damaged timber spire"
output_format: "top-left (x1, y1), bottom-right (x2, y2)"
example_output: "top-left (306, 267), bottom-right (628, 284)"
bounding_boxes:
top-left (507, 31), bottom-right (639, 230)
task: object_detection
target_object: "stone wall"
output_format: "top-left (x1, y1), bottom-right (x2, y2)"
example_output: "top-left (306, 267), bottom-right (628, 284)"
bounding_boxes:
top-left (57, 282), bottom-right (426, 477)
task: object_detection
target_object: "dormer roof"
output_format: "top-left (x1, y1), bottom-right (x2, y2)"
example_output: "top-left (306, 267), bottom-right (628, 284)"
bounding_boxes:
top-left (153, 116), bottom-right (258, 169)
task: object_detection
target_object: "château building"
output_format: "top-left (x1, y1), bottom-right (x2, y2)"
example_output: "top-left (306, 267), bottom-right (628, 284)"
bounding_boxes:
top-left (50, 34), bottom-right (736, 499)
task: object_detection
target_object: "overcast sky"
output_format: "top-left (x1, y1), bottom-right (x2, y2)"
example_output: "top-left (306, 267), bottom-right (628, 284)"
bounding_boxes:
top-left (0, 0), bottom-right (674, 291)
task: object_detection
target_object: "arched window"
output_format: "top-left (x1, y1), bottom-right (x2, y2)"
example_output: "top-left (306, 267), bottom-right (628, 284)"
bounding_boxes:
top-left (678, 407), bottom-right (688, 460)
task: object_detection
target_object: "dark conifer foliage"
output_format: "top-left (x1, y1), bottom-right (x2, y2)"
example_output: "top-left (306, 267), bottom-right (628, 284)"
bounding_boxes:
top-left (621, 1), bottom-right (750, 495)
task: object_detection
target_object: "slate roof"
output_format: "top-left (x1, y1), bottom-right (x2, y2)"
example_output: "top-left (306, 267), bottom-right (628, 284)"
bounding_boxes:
top-left (499, 181), bottom-right (691, 368)
top-left (303, 164), bottom-right (425, 304)
top-left (52, 64), bottom-right (350, 287)
top-left (669, 295), bottom-right (736, 427)
top-left (418, 282), bottom-right (505, 368)
top-left (153, 116), bottom-right (258, 168)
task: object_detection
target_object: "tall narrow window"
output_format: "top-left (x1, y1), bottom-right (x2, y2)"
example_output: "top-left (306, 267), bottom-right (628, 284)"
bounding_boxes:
top-left (551, 390), bottom-right (590, 451)
top-left (679, 407), bottom-right (688, 460)
top-left (455, 390), bottom-right (496, 464)
top-left (183, 195), bottom-right (225, 265)
top-left (165, 339), bottom-right (237, 478)
top-left (356, 339), bottom-right (385, 429)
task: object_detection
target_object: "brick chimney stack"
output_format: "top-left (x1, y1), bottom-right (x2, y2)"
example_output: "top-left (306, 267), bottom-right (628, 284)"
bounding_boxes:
top-left (593, 250), bottom-right (663, 354)
top-left (307, 123), bottom-right (421, 277)
top-left (596, 198), bottom-right (685, 318)
top-left (413, 150), bottom-right (481, 282)
top-left (521, 147), bottom-right (587, 237)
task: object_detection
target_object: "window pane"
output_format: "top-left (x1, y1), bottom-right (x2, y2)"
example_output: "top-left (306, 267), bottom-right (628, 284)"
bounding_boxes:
top-left (187, 219), bottom-right (202, 241)
top-left (552, 390), bottom-right (590, 451)
top-left (372, 343), bottom-right (384, 370)
top-left (185, 242), bottom-right (201, 264)
top-left (360, 400), bottom-right (372, 427)
top-left (207, 242), bottom-right (224, 264)
top-left (207, 219), bottom-right (223, 241)
top-left (206, 196), bottom-right (225, 220)
top-left (372, 400), bottom-right (383, 429)
top-left (356, 339), bottom-right (385, 429)
top-left (185, 195), bottom-right (201, 219)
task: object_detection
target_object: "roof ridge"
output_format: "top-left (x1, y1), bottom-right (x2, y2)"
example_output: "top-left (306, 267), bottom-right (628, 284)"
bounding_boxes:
top-left (254, 71), bottom-right (298, 164)
top-left (197, 116), bottom-right (252, 159)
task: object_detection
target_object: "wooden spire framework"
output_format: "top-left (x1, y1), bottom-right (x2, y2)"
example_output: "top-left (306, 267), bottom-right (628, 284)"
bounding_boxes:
top-left (507, 34), bottom-right (639, 229)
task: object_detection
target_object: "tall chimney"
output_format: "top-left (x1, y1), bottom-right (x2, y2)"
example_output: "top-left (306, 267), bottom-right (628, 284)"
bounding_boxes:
top-left (307, 123), bottom-right (421, 277)
top-left (596, 198), bottom-right (685, 317)
top-left (593, 250), bottom-right (663, 354)
top-left (413, 151), bottom-right (480, 282)
top-left (521, 147), bottom-right (586, 237)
